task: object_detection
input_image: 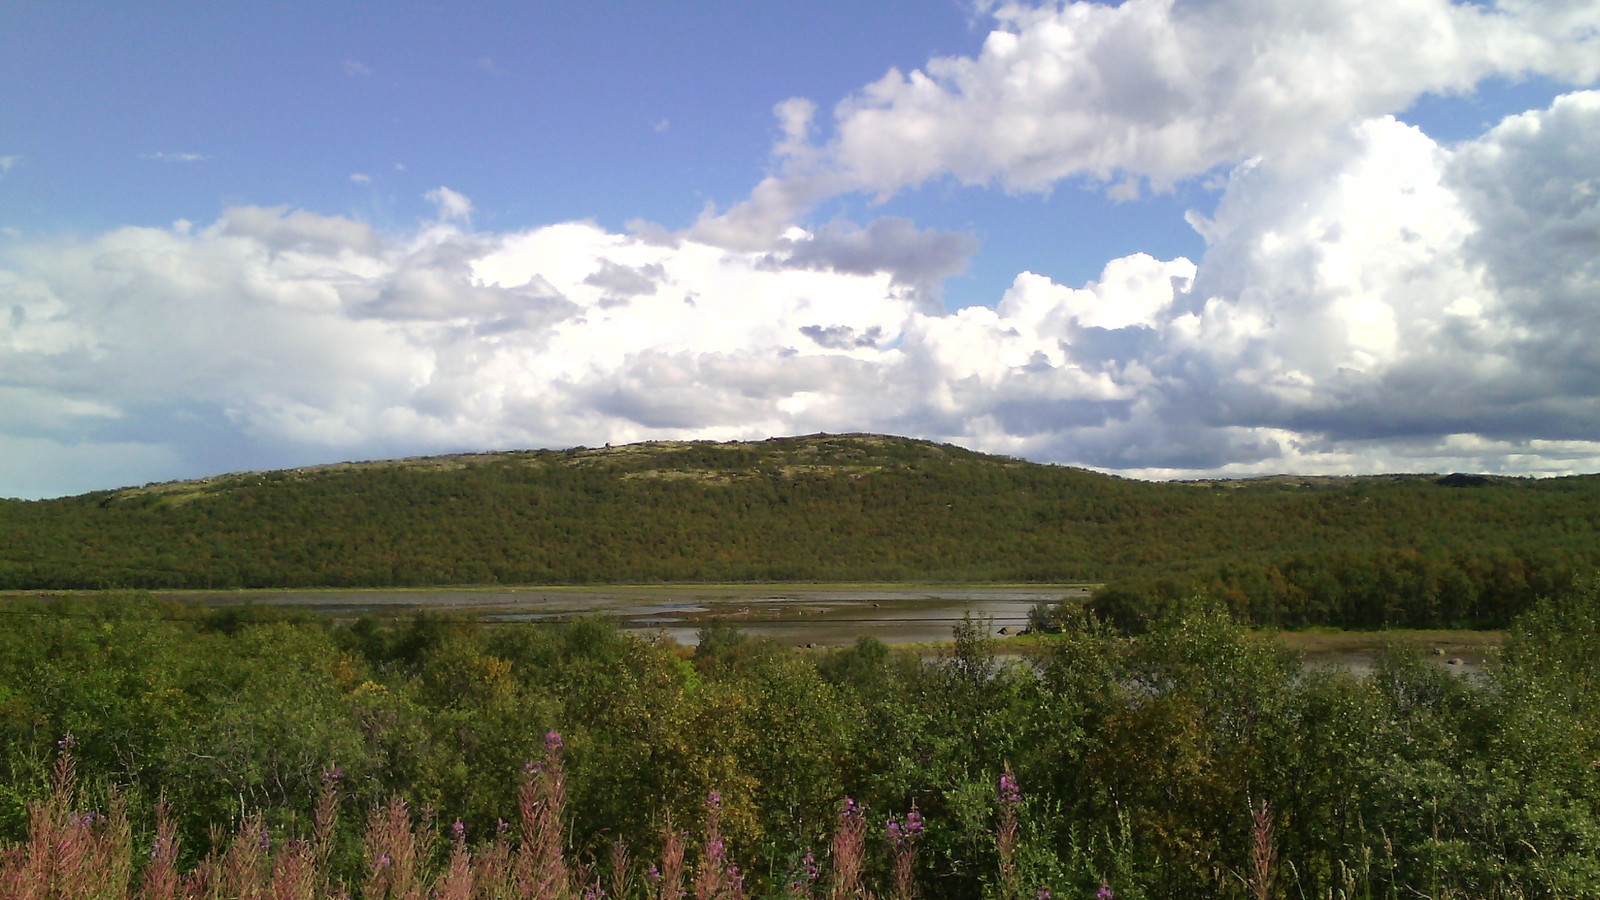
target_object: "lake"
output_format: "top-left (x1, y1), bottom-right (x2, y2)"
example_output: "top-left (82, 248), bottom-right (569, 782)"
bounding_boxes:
top-left (173, 584), bottom-right (1091, 647)
top-left (174, 584), bottom-right (1498, 674)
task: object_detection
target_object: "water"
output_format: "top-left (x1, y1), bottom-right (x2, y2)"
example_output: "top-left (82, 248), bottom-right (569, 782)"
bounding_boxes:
top-left (174, 586), bottom-right (1495, 675)
top-left (174, 584), bottom-right (1090, 648)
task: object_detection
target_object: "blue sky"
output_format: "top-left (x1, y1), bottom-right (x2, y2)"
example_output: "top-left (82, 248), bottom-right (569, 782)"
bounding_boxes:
top-left (2, 0), bottom-right (1599, 498)
top-left (3, 1), bottom-right (1207, 299)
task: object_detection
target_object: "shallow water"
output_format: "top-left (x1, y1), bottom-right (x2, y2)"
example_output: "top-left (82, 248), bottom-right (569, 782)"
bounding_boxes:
top-left (174, 585), bottom-right (1090, 647)
top-left (174, 586), bottom-right (1494, 677)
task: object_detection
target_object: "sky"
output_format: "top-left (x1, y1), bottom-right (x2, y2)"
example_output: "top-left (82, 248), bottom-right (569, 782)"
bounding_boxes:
top-left (2, 1), bottom-right (1599, 499)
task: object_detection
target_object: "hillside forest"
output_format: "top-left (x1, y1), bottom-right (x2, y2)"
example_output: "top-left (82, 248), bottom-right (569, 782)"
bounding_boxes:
top-left (4, 434), bottom-right (1599, 633)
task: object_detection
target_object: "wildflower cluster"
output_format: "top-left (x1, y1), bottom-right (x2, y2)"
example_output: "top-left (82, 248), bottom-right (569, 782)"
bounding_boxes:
top-left (997, 767), bottom-right (1022, 900)
top-left (999, 770), bottom-right (1022, 807)
top-left (832, 797), bottom-right (868, 899)
top-left (887, 805), bottom-right (925, 900)
top-left (886, 808), bottom-right (923, 848)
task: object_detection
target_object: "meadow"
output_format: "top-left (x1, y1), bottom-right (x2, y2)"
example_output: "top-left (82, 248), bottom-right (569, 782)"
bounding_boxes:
top-left (5, 584), bottom-right (1600, 899)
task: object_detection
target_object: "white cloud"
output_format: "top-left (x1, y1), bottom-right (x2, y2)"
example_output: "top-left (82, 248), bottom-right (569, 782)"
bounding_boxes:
top-left (350, 172), bottom-right (372, 184)
top-left (141, 152), bottom-right (208, 163)
top-left (4, 87), bottom-right (1600, 500)
top-left (9, 0), bottom-right (1600, 503)
top-left (0, 156), bottom-right (19, 180)
top-left (344, 59), bottom-right (373, 77)
top-left (736, 0), bottom-right (1599, 213)
top-left (425, 187), bottom-right (474, 224)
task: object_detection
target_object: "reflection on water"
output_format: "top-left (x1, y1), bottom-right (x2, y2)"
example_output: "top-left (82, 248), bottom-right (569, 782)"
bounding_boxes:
top-left (175, 585), bottom-right (1089, 647)
top-left (175, 586), bottom-right (1494, 677)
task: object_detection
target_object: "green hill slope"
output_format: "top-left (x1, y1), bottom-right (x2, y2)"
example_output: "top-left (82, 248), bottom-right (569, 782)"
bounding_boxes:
top-left (3, 433), bottom-right (1598, 626)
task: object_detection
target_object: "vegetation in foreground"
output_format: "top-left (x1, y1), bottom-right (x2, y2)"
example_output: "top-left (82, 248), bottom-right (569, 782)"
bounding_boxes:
top-left (7, 581), bottom-right (1600, 898)
top-left (3, 433), bottom-right (1598, 634)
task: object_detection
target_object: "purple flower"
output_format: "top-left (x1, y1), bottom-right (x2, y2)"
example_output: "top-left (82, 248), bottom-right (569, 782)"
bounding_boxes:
top-left (57, 733), bottom-right (77, 751)
top-left (999, 770), bottom-right (1022, 806)
top-left (375, 853), bottom-right (392, 870)
top-left (258, 829), bottom-right (271, 852)
top-left (496, 818), bottom-right (509, 835)
top-left (1036, 890), bottom-right (1051, 900)
top-left (321, 766), bottom-right (343, 784)
top-left (646, 865), bottom-right (662, 882)
top-left (148, 837), bottom-right (166, 859)
top-left (545, 731), bottom-right (564, 752)
top-left (451, 819), bottom-right (466, 842)
top-left (800, 851), bottom-right (819, 881)
top-left (707, 837), bottom-right (725, 861)
top-left (1096, 885), bottom-right (1114, 900)
top-left (706, 790), bottom-right (722, 809)
top-left (888, 809), bottom-right (924, 847)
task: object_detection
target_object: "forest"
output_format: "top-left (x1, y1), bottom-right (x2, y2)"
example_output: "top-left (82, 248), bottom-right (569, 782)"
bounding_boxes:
top-left (5, 587), bottom-right (1600, 898)
top-left (7, 434), bottom-right (1600, 897)
top-left (4, 434), bottom-right (1600, 632)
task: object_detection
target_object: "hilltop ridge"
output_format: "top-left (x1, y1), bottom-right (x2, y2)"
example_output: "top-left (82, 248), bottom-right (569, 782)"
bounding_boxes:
top-left (2, 434), bottom-right (1597, 627)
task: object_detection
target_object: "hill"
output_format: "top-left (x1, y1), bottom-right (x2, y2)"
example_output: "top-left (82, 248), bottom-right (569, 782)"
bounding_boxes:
top-left (2, 433), bottom-right (1598, 626)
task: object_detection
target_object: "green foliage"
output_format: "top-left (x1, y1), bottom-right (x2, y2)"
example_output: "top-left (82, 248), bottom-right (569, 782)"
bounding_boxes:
top-left (7, 587), bottom-right (1600, 897)
top-left (4, 434), bottom-right (1599, 631)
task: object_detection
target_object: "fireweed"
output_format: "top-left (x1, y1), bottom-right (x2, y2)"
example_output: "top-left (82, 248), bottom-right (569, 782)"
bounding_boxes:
top-left (0, 736), bottom-right (1124, 899)
top-left (996, 767), bottom-right (1021, 900)
top-left (885, 807), bottom-right (923, 900)
top-left (829, 798), bottom-right (868, 900)
top-left (1248, 800), bottom-right (1275, 900)
top-left (691, 791), bottom-right (743, 900)
top-left (785, 850), bottom-right (820, 900)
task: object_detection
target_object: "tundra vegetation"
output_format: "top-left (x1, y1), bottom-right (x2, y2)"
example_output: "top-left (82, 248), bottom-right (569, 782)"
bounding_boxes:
top-left (5, 434), bottom-right (1600, 897)
top-left (1, 435), bottom-right (1596, 636)
top-left (5, 583), bottom-right (1600, 898)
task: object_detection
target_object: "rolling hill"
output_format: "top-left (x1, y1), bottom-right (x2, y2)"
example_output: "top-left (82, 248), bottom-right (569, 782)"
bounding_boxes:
top-left (3, 433), bottom-right (1597, 627)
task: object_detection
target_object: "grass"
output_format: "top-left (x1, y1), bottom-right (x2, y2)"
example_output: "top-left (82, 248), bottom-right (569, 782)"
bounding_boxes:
top-left (1270, 627), bottom-right (1503, 655)
top-left (906, 625), bottom-right (1506, 660)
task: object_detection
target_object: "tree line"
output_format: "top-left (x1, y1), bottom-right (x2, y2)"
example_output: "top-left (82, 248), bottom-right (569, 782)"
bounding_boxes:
top-left (3, 434), bottom-right (1599, 630)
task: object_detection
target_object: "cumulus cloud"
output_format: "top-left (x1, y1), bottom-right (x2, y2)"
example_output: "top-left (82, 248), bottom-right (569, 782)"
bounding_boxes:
top-left (4, 88), bottom-right (1600, 499)
top-left (688, 0), bottom-right (1598, 270)
top-left (4, 1), bottom-right (1600, 498)
top-left (584, 260), bottom-right (665, 305)
top-left (765, 218), bottom-right (977, 305)
top-left (818, 0), bottom-right (1600, 196)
